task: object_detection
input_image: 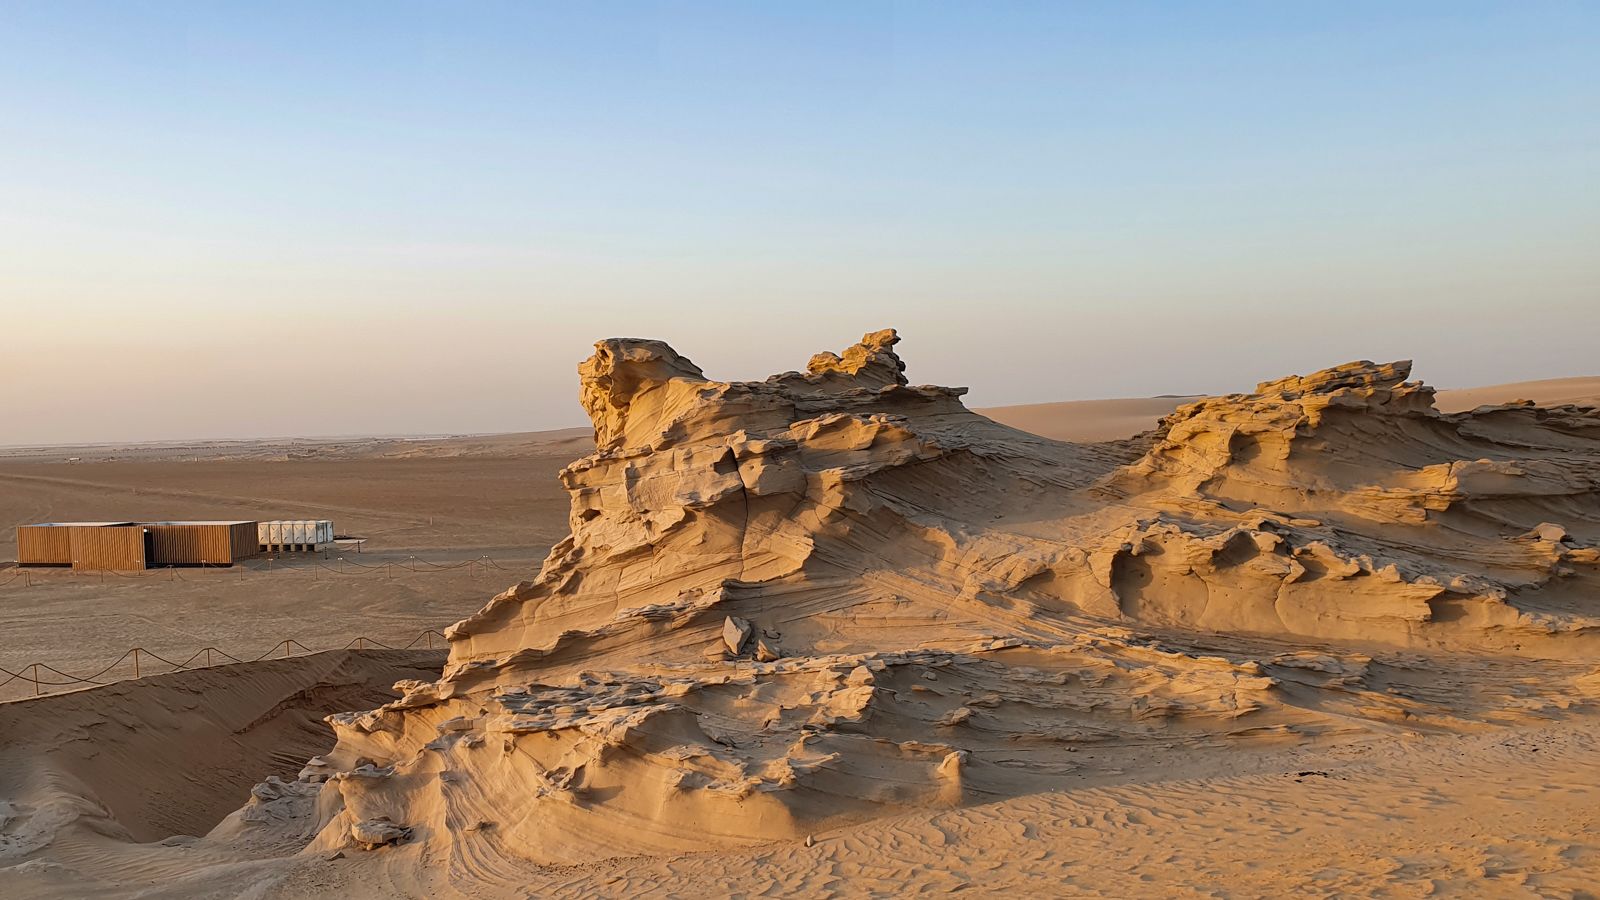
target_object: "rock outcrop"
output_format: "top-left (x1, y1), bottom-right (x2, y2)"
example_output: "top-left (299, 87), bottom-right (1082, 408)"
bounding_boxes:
top-left (239, 331), bottom-right (1600, 876)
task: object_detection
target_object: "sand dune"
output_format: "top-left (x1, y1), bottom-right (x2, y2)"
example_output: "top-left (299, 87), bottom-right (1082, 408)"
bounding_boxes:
top-left (0, 651), bottom-right (439, 896)
top-left (2, 336), bottom-right (1598, 897)
top-left (977, 374), bottom-right (1600, 443)
top-left (973, 396), bottom-right (1202, 442)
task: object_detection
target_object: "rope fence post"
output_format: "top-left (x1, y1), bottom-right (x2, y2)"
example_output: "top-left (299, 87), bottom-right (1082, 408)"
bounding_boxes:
top-left (132, 648), bottom-right (140, 679)
top-left (31, 663), bottom-right (40, 696)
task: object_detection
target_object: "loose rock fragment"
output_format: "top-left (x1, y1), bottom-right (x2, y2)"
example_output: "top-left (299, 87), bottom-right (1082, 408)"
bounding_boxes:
top-left (723, 616), bottom-right (753, 655)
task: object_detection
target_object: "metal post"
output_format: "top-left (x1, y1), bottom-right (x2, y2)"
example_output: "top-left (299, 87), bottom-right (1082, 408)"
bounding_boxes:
top-left (283, 640), bottom-right (291, 658)
top-left (205, 647), bottom-right (213, 667)
top-left (31, 663), bottom-right (40, 696)
top-left (132, 648), bottom-right (140, 679)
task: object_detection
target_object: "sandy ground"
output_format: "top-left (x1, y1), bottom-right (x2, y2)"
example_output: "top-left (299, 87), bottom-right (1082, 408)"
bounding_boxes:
top-left (0, 370), bottom-right (1597, 897)
top-left (0, 448), bottom-right (572, 701)
top-left (6, 712), bottom-right (1592, 898)
top-left (259, 721), bottom-right (1599, 898)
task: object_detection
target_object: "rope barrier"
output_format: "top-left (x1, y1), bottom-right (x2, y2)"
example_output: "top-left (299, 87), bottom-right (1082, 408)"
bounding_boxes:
top-left (0, 629), bottom-right (450, 699)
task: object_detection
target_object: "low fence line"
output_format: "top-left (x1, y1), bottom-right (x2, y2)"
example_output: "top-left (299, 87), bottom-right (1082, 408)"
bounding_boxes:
top-left (0, 629), bottom-right (452, 698)
top-left (0, 555), bottom-right (521, 586)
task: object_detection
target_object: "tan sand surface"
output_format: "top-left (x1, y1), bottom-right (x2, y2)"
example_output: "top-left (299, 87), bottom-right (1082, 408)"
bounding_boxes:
top-left (1, 342), bottom-right (1597, 897)
top-left (973, 396), bottom-right (1203, 442)
top-left (0, 449), bottom-right (571, 701)
top-left (977, 374), bottom-right (1600, 442)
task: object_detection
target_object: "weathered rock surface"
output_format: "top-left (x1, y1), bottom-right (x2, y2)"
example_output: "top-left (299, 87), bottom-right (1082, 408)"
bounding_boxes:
top-left (349, 817), bottom-right (410, 851)
top-left (239, 330), bottom-right (1600, 877)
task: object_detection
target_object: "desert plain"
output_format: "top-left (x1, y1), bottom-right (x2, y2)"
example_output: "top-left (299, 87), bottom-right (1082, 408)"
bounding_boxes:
top-left (1, 333), bottom-right (1598, 898)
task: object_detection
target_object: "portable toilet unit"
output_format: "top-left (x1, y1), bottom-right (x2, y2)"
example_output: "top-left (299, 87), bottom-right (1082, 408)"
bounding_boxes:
top-left (258, 520), bottom-right (334, 553)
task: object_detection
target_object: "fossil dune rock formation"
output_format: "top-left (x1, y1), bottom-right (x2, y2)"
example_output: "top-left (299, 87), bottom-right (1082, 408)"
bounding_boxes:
top-left (233, 330), bottom-right (1600, 879)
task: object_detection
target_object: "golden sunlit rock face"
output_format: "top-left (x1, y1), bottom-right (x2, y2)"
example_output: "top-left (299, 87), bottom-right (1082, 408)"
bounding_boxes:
top-left (248, 331), bottom-right (1600, 874)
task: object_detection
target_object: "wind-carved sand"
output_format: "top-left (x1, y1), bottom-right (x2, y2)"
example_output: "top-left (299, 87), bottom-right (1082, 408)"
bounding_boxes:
top-left (4, 331), bottom-right (1600, 896)
top-left (211, 331), bottom-right (1600, 878)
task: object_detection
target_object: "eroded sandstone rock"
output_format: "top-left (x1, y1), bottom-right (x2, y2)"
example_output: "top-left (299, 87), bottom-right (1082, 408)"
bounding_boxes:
top-left (350, 817), bottom-right (410, 851)
top-left (250, 331), bottom-right (1600, 874)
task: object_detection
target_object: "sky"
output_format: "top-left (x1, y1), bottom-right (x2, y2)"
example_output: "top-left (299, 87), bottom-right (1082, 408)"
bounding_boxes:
top-left (2, 2), bottom-right (1596, 445)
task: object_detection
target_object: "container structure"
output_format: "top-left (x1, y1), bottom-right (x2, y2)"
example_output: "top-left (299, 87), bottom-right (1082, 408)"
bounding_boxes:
top-left (17, 518), bottom-right (328, 568)
top-left (17, 523), bottom-right (133, 567)
top-left (258, 520), bottom-right (334, 553)
top-left (67, 525), bottom-right (150, 571)
top-left (144, 521), bottom-right (261, 566)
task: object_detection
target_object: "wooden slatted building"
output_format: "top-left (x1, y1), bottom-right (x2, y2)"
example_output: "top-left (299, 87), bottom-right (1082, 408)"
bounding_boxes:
top-left (16, 523), bottom-right (135, 567)
top-left (69, 525), bottom-right (151, 570)
top-left (17, 521), bottom-right (260, 570)
top-left (144, 521), bottom-right (260, 566)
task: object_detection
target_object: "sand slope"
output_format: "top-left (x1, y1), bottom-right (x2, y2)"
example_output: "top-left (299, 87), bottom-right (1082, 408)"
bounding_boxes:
top-left (0, 651), bottom-right (440, 896)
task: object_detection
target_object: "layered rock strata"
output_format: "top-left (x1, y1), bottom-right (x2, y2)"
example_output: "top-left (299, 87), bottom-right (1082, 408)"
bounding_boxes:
top-left (239, 331), bottom-right (1600, 871)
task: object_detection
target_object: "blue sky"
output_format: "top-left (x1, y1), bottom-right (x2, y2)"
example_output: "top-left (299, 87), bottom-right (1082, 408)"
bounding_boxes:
top-left (3, 2), bottom-right (1596, 443)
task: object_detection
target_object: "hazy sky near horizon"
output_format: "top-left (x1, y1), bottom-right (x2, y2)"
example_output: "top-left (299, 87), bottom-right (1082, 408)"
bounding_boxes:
top-left (3, 2), bottom-right (1597, 444)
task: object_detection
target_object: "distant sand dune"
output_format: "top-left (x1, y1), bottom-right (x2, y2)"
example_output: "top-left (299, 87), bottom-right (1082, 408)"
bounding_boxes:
top-left (978, 375), bottom-right (1600, 443)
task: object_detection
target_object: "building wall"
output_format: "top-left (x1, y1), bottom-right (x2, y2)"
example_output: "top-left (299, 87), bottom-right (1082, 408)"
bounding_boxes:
top-left (69, 526), bottom-right (147, 570)
top-left (146, 523), bottom-right (261, 565)
top-left (17, 526), bottom-right (73, 565)
top-left (228, 522), bottom-right (261, 562)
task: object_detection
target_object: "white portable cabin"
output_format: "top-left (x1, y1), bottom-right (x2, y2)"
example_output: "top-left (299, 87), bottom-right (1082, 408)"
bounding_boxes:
top-left (258, 520), bottom-right (334, 552)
